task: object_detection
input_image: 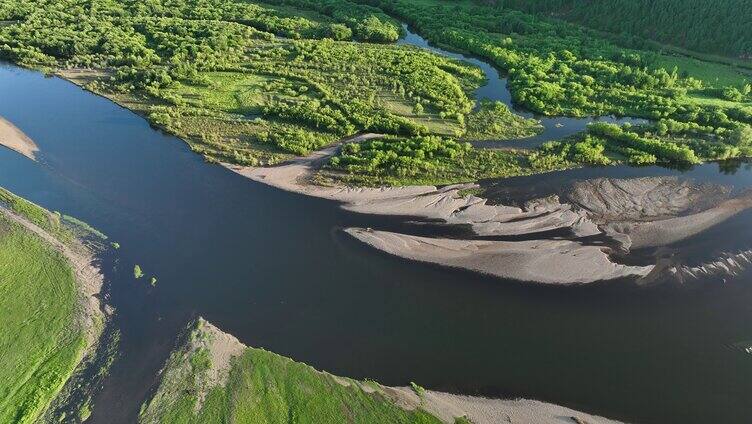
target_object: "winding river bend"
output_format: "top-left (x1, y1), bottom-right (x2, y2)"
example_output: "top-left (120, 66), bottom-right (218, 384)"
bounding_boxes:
top-left (1, 27), bottom-right (752, 424)
top-left (397, 24), bottom-right (647, 148)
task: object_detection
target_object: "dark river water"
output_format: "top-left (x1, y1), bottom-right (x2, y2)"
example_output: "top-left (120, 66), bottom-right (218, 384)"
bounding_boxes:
top-left (1, 36), bottom-right (752, 424)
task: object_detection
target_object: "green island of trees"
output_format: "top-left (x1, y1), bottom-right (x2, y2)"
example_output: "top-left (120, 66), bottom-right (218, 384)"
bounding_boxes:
top-left (1, 0), bottom-right (751, 186)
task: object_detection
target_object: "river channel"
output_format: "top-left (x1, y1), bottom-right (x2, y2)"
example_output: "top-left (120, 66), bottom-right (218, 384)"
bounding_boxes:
top-left (0, 25), bottom-right (751, 424)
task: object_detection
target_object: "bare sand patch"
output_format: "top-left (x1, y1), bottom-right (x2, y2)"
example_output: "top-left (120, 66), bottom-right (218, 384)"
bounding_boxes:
top-left (224, 145), bottom-right (648, 284)
top-left (226, 142), bottom-right (752, 284)
top-left (382, 385), bottom-right (623, 424)
top-left (0, 116), bottom-right (38, 160)
top-left (345, 228), bottom-right (652, 284)
top-left (193, 318), bottom-right (245, 411)
top-left (567, 176), bottom-right (731, 222)
top-left (601, 191), bottom-right (752, 250)
top-left (422, 390), bottom-right (623, 424)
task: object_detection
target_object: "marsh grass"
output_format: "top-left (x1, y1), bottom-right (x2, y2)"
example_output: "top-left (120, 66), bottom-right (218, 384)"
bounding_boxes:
top-left (464, 100), bottom-right (543, 141)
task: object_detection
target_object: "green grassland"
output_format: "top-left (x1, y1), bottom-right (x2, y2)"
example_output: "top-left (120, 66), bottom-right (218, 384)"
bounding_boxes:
top-left (646, 53), bottom-right (751, 88)
top-left (463, 100), bottom-right (543, 140)
top-left (0, 188), bottom-right (75, 243)
top-left (0, 188), bottom-right (108, 423)
top-left (139, 319), bottom-right (447, 424)
top-left (0, 213), bottom-right (83, 423)
top-left (687, 91), bottom-right (752, 109)
top-left (0, 187), bottom-right (107, 243)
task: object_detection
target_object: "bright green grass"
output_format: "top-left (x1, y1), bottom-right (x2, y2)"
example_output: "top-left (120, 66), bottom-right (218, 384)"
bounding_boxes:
top-left (0, 187), bottom-right (73, 243)
top-left (686, 92), bottom-right (752, 108)
top-left (140, 320), bottom-right (444, 424)
top-left (325, 147), bottom-right (535, 187)
top-left (197, 350), bottom-right (443, 423)
top-left (255, 1), bottom-right (337, 25)
top-left (649, 53), bottom-right (752, 87)
top-left (0, 217), bottom-right (84, 424)
top-left (380, 95), bottom-right (462, 136)
top-left (463, 100), bottom-right (543, 141)
top-left (164, 72), bottom-right (297, 116)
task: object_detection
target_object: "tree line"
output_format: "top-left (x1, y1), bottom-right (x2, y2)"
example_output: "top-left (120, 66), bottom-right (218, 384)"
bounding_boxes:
top-left (492, 0), bottom-right (752, 59)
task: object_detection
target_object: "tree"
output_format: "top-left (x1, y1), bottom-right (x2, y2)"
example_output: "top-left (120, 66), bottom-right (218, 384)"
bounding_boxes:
top-left (730, 125), bottom-right (752, 146)
top-left (743, 83), bottom-right (752, 96)
top-left (328, 23), bottom-right (352, 41)
top-left (134, 265), bottom-right (144, 279)
top-left (722, 86), bottom-right (743, 102)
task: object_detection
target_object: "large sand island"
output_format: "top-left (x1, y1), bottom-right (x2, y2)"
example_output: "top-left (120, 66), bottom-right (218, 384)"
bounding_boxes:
top-left (228, 142), bottom-right (752, 285)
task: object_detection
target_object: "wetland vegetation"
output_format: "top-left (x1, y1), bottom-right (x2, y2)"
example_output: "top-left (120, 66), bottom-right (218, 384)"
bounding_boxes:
top-left (2, 0), bottom-right (751, 186)
top-left (1, 1), bottom-right (752, 421)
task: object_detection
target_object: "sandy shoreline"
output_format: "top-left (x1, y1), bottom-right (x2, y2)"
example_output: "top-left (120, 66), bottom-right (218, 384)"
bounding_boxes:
top-left (52, 69), bottom-right (751, 285)
top-left (227, 143), bottom-right (752, 285)
top-left (52, 70), bottom-right (752, 285)
top-left (344, 228), bottom-right (652, 284)
top-left (226, 154), bottom-right (654, 285)
top-left (606, 193), bottom-right (752, 250)
top-left (390, 386), bottom-right (624, 424)
top-left (0, 116), bottom-right (38, 160)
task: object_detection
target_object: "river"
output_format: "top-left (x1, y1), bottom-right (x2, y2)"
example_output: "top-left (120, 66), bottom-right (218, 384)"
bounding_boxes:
top-left (398, 24), bottom-right (647, 148)
top-left (0, 29), bottom-right (751, 424)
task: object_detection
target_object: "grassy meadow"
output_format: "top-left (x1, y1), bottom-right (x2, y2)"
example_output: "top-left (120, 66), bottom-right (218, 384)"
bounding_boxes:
top-left (0, 187), bottom-right (108, 423)
top-left (0, 215), bottom-right (84, 423)
top-left (139, 319), bottom-right (447, 424)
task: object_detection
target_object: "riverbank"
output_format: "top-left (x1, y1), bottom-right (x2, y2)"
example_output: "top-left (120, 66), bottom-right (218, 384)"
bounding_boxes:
top-left (140, 318), bottom-right (623, 424)
top-left (0, 116), bottom-right (37, 160)
top-left (53, 63), bottom-right (752, 286)
top-left (21, 9), bottom-right (747, 287)
top-left (3, 41), bottom-right (752, 424)
top-left (228, 140), bottom-right (752, 284)
top-left (0, 188), bottom-right (109, 423)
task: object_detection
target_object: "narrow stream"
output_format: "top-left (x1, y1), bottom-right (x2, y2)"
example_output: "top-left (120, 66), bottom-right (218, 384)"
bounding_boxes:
top-left (1, 30), bottom-right (752, 424)
top-left (397, 24), bottom-right (647, 148)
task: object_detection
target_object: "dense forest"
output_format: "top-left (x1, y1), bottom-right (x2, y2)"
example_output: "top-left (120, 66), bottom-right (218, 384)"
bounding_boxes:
top-left (352, 0), bottom-right (752, 165)
top-left (1, 0), bottom-right (751, 186)
top-left (494, 0), bottom-right (752, 59)
top-left (0, 0), bottom-right (500, 166)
